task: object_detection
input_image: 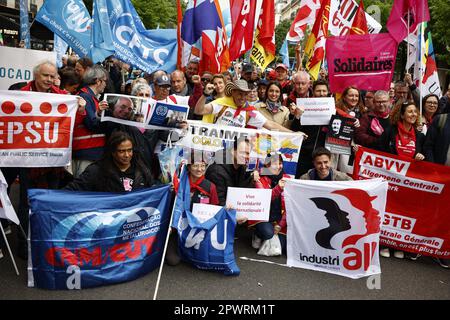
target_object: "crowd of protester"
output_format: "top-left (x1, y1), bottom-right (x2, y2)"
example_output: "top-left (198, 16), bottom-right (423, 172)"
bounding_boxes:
top-left (1, 51), bottom-right (449, 270)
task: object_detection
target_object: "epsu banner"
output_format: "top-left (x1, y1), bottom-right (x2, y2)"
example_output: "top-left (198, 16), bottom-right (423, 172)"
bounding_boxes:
top-left (28, 185), bottom-right (171, 289)
top-left (285, 178), bottom-right (388, 279)
top-left (0, 91), bottom-right (77, 167)
top-left (326, 33), bottom-right (398, 93)
top-left (353, 147), bottom-right (450, 259)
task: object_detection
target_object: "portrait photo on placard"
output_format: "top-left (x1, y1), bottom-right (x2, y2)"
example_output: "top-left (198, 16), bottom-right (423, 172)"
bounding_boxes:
top-left (147, 102), bottom-right (189, 129)
top-left (101, 94), bottom-right (150, 128)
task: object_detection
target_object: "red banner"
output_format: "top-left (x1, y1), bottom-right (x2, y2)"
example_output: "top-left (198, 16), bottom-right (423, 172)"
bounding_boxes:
top-left (353, 147), bottom-right (450, 259)
top-left (326, 33), bottom-right (398, 93)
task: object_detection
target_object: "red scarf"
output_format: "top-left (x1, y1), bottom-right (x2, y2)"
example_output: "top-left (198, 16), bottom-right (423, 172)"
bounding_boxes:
top-left (396, 121), bottom-right (416, 158)
top-left (189, 175), bottom-right (210, 196)
top-left (233, 102), bottom-right (256, 118)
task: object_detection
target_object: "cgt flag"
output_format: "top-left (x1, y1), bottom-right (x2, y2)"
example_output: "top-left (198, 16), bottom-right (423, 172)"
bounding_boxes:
top-left (326, 33), bottom-right (398, 93)
top-left (28, 185), bottom-right (171, 289)
top-left (285, 178), bottom-right (388, 279)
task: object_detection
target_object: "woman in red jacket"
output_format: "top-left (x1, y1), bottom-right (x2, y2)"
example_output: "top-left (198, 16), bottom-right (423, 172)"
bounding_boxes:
top-left (249, 153), bottom-right (289, 254)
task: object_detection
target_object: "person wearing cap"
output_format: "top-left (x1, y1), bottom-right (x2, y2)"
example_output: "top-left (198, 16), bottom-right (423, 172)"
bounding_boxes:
top-left (275, 63), bottom-right (292, 96)
top-left (248, 152), bottom-right (289, 254)
top-left (241, 63), bottom-right (256, 83)
top-left (194, 79), bottom-right (295, 132)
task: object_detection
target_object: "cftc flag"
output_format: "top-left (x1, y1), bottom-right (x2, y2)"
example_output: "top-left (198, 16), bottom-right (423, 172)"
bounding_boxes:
top-left (35, 0), bottom-right (91, 57)
top-left (284, 178), bottom-right (388, 279)
top-left (28, 185), bottom-right (171, 289)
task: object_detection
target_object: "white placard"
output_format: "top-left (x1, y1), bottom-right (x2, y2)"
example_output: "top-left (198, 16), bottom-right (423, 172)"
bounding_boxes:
top-left (226, 187), bottom-right (271, 221)
top-left (192, 203), bottom-right (222, 223)
top-left (0, 47), bottom-right (56, 90)
top-left (297, 97), bottom-right (336, 125)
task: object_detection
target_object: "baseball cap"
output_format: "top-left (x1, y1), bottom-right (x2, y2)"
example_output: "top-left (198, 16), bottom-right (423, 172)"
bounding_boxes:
top-left (275, 63), bottom-right (288, 71)
top-left (154, 74), bottom-right (171, 86)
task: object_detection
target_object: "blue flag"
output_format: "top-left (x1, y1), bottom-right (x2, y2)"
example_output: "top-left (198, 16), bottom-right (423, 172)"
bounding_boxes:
top-left (54, 34), bottom-right (69, 68)
top-left (172, 167), bottom-right (240, 276)
top-left (35, 0), bottom-right (91, 57)
top-left (28, 185), bottom-right (171, 290)
top-left (280, 39), bottom-right (290, 69)
top-left (19, 0), bottom-right (30, 48)
top-left (91, 0), bottom-right (177, 73)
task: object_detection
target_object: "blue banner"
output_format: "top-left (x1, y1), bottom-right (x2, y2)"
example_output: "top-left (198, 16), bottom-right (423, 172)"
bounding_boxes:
top-left (172, 168), bottom-right (240, 275)
top-left (28, 185), bottom-right (171, 290)
top-left (35, 0), bottom-right (91, 57)
top-left (19, 0), bottom-right (30, 48)
top-left (91, 0), bottom-right (177, 73)
top-left (280, 39), bottom-right (290, 69)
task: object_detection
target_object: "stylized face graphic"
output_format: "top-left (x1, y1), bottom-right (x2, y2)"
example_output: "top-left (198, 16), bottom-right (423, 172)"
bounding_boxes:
top-left (332, 119), bottom-right (342, 135)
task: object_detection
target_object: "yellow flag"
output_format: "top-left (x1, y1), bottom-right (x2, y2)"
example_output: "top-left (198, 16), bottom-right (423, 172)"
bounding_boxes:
top-left (250, 29), bottom-right (275, 71)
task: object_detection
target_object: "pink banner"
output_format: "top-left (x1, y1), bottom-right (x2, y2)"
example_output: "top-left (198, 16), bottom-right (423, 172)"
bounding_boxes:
top-left (326, 33), bottom-right (398, 93)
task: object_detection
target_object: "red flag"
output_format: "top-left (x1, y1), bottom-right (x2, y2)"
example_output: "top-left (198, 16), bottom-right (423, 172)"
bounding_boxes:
top-left (350, 1), bottom-right (368, 35)
top-left (257, 0), bottom-right (275, 55)
top-left (229, 0), bottom-right (258, 61)
top-left (176, 0), bottom-right (183, 70)
top-left (287, 0), bottom-right (322, 42)
top-left (386, 0), bottom-right (430, 43)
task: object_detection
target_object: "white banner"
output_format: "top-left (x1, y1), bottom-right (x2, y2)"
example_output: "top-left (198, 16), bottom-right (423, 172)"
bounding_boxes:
top-left (0, 91), bottom-right (78, 167)
top-left (226, 187), bottom-right (271, 221)
top-left (0, 169), bottom-right (19, 225)
top-left (297, 97), bottom-right (336, 125)
top-left (285, 178), bottom-right (388, 279)
top-left (0, 47), bottom-right (56, 90)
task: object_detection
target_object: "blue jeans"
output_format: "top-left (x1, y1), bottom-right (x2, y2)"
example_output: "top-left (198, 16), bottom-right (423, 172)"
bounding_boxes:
top-left (254, 222), bottom-right (286, 253)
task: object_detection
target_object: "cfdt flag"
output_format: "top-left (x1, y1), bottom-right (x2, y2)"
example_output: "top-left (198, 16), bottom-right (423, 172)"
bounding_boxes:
top-left (91, 0), bottom-right (177, 73)
top-left (285, 178), bottom-right (388, 279)
top-left (386, 0), bottom-right (430, 43)
top-left (27, 185), bottom-right (171, 289)
top-left (19, 0), bottom-right (30, 49)
top-left (181, 0), bottom-right (230, 74)
top-left (0, 91), bottom-right (77, 167)
top-left (326, 33), bottom-right (398, 93)
top-left (172, 167), bottom-right (240, 275)
top-left (35, 0), bottom-right (91, 57)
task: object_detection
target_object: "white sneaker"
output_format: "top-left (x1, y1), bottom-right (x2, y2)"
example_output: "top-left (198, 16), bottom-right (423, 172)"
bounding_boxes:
top-left (394, 250), bottom-right (404, 259)
top-left (379, 248), bottom-right (390, 258)
top-left (0, 249), bottom-right (3, 259)
top-left (252, 234), bottom-right (262, 249)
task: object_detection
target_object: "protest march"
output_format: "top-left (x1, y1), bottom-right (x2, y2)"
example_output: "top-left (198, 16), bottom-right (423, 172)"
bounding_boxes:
top-left (1, 0), bottom-right (450, 295)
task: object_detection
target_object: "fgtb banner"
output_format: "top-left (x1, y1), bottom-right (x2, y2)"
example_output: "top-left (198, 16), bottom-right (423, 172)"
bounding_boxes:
top-left (28, 185), bottom-right (171, 289)
top-left (285, 178), bottom-right (388, 279)
top-left (326, 33), bottom-right (398, 93)
top-left (0, 91), bottom-right (77, 167)
top-left (353, 147), bottom-right (450, 259)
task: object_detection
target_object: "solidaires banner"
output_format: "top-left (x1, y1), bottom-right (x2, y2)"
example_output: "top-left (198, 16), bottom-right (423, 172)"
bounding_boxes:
top-left (285, 178), bottom-right (388, 279)
top-left (353, 147), bottom-right (450, 259)
top-left (0, 91), bottom-right (77, 167)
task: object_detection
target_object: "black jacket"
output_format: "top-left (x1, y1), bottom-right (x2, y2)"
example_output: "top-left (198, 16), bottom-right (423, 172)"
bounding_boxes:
top-left (423, 113), bottom-right (450, 164)
top-left (205, 164), bottom-right (254, 206)
top-left (64, 161), bottom-right (153, 192)
top-left (378, 125), bottom-right (424, 157)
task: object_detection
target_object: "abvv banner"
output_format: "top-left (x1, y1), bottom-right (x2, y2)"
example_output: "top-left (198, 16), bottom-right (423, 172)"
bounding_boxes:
top-left (0, 91), bottom-right (77, 167)
top-left (353, 147), bottom-right (450, 259)
top-left (285, 178), bottom-right (388, 279)
top-left (28, 185), bottom-right (171, 289)
top-left (326, 33), bottom-right (398, 93)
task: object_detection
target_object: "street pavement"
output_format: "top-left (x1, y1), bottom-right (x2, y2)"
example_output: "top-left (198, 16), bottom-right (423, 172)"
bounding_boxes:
top-left (0, 182), bottom-right (449, 300)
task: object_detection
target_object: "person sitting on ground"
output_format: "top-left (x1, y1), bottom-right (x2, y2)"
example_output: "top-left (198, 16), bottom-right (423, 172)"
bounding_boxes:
top-left (300, 147), bottom-right (353, 181)
top-left (64, 131), bottom-right (154, 192)
top-left (248, 152), bottom-right (289, 254)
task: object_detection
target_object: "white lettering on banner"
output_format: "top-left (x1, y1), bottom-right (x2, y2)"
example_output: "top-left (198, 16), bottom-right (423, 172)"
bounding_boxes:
top-left (179, 217), bottom-right (228, 251)
top-left (360, 152), bottom-right (409, 175)
top-left (64, 0), bottom-right (91, 33)
top-left (359, 167), bottom-right (444, 194)
top-left (380, 228), bottom-right (444, 250)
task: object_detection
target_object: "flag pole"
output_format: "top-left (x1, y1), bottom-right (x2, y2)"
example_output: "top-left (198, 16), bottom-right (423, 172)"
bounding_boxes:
top-left (406, 10), bottom-right (410, 73)
top-left (152, 165), bottom-right (185, 300)
top-left (0, 221), bottom-right (20, 276)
